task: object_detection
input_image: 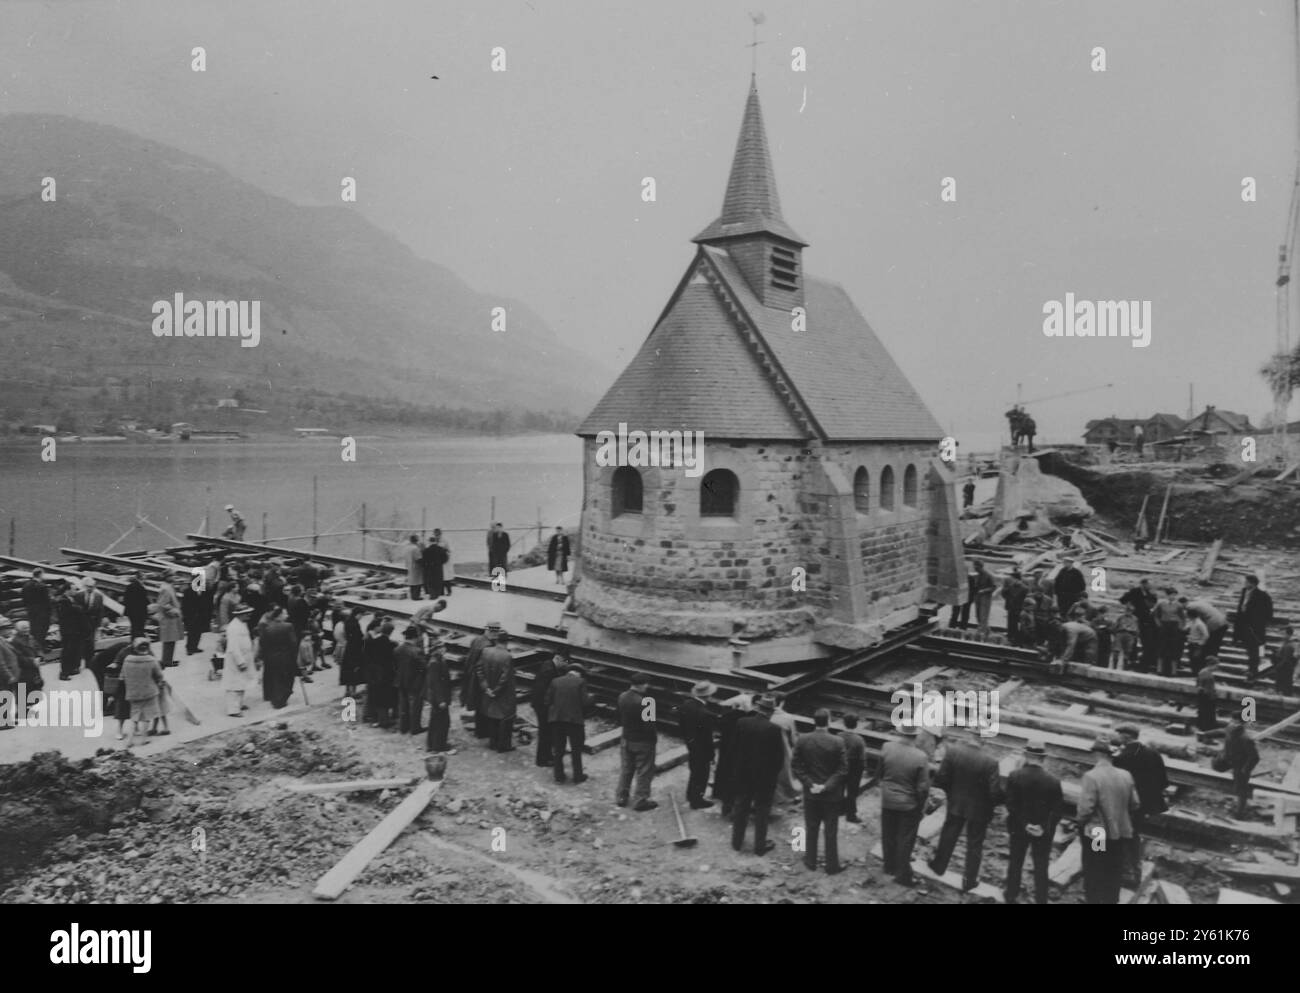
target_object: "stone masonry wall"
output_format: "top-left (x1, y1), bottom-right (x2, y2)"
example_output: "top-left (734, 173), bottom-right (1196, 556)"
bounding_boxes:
top-left (575, 438), bottom-right (820, 638)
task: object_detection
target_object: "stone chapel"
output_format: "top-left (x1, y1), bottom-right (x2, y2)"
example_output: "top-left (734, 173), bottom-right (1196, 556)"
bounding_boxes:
top-left (570, 77), bottom-right (966, 669)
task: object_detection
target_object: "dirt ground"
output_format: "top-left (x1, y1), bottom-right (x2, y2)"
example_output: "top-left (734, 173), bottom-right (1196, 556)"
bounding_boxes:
top-left (4, 698), bottom-right (1287, 905)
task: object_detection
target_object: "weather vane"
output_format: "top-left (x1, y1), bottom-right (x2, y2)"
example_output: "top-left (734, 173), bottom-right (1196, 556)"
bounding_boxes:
top-left (747, 11), bottom-right (766, 74)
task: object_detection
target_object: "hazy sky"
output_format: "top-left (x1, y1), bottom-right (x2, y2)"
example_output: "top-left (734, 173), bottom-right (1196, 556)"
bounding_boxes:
top-left (2, 0), bottom-right (1297, 446)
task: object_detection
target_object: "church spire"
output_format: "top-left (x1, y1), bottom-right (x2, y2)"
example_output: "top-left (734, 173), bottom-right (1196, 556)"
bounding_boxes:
top-left (693, 77), bottom-right (806, 247)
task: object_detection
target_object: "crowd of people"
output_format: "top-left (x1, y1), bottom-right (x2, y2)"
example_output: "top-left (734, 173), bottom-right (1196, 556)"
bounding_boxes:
top-left (951, 559), bottom-right (1293, 698)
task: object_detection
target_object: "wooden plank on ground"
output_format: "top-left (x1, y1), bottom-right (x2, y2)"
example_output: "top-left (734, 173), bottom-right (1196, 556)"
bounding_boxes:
top-left (867, 841), bottom-right (1003, 902)
top-left (654, 745), bottom-right (689, 774)
top-left (286, 777), bottom-right (418, 795)
top-left (312, 779), bottom-right (441, 901)
top-left (1049, 839), bottom-right (1083, 885)
top-left (1279, 756), bottom-right (1300, 833)
top-left (993, 678), bottom-right (1023, 705)
top-left (1196, 539), bottom-right (1224, 585)
top-left (1153, 880), bottom-right (1192, 905)
top-left (1121, 861), bottom-right (1155, 903)
top-left (583, 726), bottom-right (623, 754)
top-left (1217, 888), bottom-right (1279, 905)
top-left (1255, 708), bottom-right (1300, 743)
top-left (917, 803), bottom-right (947, 841)
top-left (1219, 860), bottom-right (1300, 883)
top-left (1154, 486), bottom-right (1172, 545)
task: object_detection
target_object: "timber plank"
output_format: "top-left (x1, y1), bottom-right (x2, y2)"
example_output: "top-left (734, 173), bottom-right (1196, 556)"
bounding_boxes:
top-left (312, 780), bottom-right (441, 900)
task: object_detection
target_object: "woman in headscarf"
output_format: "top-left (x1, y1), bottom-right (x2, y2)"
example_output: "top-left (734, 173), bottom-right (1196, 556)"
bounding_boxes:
top-left (121, 638), bottom-right (164, 748)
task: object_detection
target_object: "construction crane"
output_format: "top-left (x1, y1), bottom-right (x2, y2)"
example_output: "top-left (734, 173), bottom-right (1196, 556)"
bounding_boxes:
top-left (1273, 0), bottom-right (1300, 464)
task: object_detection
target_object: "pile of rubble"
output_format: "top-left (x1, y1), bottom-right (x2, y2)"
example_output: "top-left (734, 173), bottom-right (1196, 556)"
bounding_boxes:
top-left (0, 726), bottom-right (391, 904)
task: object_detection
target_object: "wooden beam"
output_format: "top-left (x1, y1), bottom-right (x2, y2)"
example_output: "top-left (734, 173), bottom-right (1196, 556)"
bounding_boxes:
top-left (1120, 861), bottom-right (1155, 904)
top-left (1255, 707), bottom-right (1300, 743)
top-left (1153, 485), bottom-right (1172, 545)
top-left (1217, 887), bottom-right (1279, 904)
top-left (1196, 538), bottom-right (1223, 585)
top-left (312, 780), bottom-right (441, 901)
top-left (1049, 839), bottom-right (1083, 886)
top-left (285, 777), bottom-right (419, 795)
top-left (1153, 880), bottom-right (1192, 905)
top-left (1219, 860), bottom-right (1300, 883)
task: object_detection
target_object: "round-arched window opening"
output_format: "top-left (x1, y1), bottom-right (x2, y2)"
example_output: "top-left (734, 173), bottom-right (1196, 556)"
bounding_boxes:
top-left (880, 465), bottom-right (895, 511)
top-left (903, 464), bottom-right (918, 508)
top-left (853, 466), bottom-right (870, 514)
top-left (700, 469), bottom-right (739, 517)
top-left (612, 466), bottom-right (643, 516)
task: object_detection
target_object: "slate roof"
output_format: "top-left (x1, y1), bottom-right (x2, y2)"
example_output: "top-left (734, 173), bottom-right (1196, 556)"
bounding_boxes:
top-left (576, 271), bottom-right (805, 438)
top-left (577, 79), bottom-right (943, 443)
top-left (693, 77), bottom-right (806, 247)
top-left (577, 247), bottom-right (944, 441)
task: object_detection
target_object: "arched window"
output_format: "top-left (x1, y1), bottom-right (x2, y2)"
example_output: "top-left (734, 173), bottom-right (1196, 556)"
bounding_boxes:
top-left (700, 469), bottom-right (739, 517)
top-left (880, 465), bottom-right (895, 511)
top-left (853, 466), bottom-right (870, 514)
top-left (903, 464), bottom-right (918, 508)
top-left (612, 466), bottom-right (643, 516)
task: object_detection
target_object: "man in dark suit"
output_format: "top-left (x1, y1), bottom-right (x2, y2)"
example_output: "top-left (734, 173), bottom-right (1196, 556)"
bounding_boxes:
top-left (122, 572), bottom-right (151, 641)
top-left (530, 652), bottom-right (564, 767)
top-left (677, 680), bottom-right (717, 809)
top-left (424, 635), bottom-right (454, 754)
top-left (461, 621), bottom-right (499, 739)
top-left (1234, 574), bottom-right (1273, 685)
top-left (21, 568), bottom-right (52, 651)
top-left (479, 628), bottom-right (516, 753)
top-left (547, 663), bottom-right (592, 784)
top-left (879, 725), bottom-right (929, 885)
top-left (929, 730), bottom-right (1003, 892)
top-left (1003, 740), bottom-right (1063, 904)
top-left (1111, 724), bottom-right (1169, 886)
top-left (73, 578), bottom-right (106, 671)
top-left (285, 585), bottom-right (311, 641)
top-left (1054, 556), bottom-right (1086, 619)
top-left (486, 523), bottom-right (511, 578)
top-left (1078, 736), bottom-right (1139, 903)
top-left (730, 695), bottom-right (785, 855)
top-left (792, 709), bottom-right (847, 874)
top-left (394, 626), bottom-right (427, 735)
top-left (840, 714), bottom-right (867, 823)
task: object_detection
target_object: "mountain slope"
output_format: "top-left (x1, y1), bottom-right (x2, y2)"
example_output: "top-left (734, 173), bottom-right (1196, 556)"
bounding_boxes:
top-left (0, 113), bottom-right (610, 419)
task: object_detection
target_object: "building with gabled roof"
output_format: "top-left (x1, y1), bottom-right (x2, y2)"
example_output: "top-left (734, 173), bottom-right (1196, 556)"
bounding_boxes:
top-left (570, 77), bottom-right (965, 669)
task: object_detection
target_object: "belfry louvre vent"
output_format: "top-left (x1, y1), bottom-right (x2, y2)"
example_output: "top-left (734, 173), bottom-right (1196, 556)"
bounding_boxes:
top-left (770, 245), bottom-right (799, 291)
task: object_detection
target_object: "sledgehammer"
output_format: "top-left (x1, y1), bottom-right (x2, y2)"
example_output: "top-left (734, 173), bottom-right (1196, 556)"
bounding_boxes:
top-left (668, 791), bottom-right (698, 848)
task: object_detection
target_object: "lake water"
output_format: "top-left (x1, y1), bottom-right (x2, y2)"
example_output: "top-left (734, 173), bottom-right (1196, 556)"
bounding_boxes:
top-left (0, 434), bottom-right (585, 565)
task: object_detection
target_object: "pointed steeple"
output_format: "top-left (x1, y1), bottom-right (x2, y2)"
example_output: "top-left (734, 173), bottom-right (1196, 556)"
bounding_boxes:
top-left (693, 77), bottom-right (806, 247)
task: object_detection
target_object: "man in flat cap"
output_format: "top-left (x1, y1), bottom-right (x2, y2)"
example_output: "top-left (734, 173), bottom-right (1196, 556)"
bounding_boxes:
top-left (929, 727), bottom-right (1003, 892)
top-left (547, 662), bottom-right (591, 783)
top-left (879, 723), bottom-right (930, 886)
top-left (424, 631), bottom-right (455, 755)
top-left (1003, 740), bottom-right (1062, 904)
top-left (730, 695), bottom-right (784, 855)
top-left (1111, 724), bottom-right (1169, 886)
top-left (1077, 735), bottom-right (1139, 904)
top-left (792, 709), bottom-right (847, 874)
top-left (678, 680), bottom-right (717, 809)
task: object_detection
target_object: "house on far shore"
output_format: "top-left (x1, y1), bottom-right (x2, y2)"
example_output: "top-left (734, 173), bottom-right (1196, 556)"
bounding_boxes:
top-left (1183, 405), bottom-right (1255, 439)
top-left (1082, 416), bottom-right (1145, 446)
top-left (1143, 413), bottom-right (1186, 445)
top-left (216, 398), bottom-right (239, 409)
